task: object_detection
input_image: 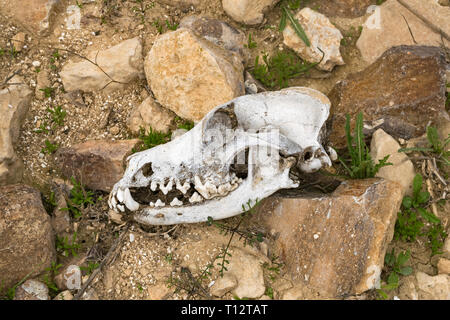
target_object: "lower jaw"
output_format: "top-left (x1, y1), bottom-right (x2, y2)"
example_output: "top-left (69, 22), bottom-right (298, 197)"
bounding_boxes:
top-left (133, 175), bottom-right (296, 225)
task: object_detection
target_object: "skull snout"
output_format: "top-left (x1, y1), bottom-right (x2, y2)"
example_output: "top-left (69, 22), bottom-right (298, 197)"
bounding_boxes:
top-left (297, 146), bottom-right (332, 173)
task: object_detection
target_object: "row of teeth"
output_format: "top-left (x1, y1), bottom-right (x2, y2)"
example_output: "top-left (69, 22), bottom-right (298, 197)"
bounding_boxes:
top-left (109, 175), bottom-right (243, 212)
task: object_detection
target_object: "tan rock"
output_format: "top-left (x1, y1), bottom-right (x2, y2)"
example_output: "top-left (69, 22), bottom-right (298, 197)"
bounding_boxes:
top-left (0, 0), bottom-right (63, 35)
top-left (370, 129), bottom-right (415, 196)
top-left (328, 45), bottom-right (448, 149)
top-left (53, 290), bottom-right (73, 300)
top-left (127, 96), bottom-right (175, 134)
top-left (357, 0), bottom-right (450, 64)
top-left (437, 258), bottom-right (450, 275)
top-left (50, 189), bottom-right (71, 236)
top-left (210, 274), bottom-right (238, 297)
top-left (0, 184), bottom-right (56, 290)
top-left (180, 15), bottom-right (249, 63)
top-left (81, 288), bottom-right (99, 300)
top-left (11, 32), bottom-right (26, 52)
top-left (281, 285), bottom-right (305, 300)
top-left (13, 279), bottom-right (49, 300)
top-left (253, 178), bottom-right (403, 298)
top-left (306, 0), bottom-right (374, 18)
top-left (35, 69), bottom-right (51, 100)
top-left (55, 139), bottom-right (140, 192)
top-left (222, 0), bottom-right (279, 25)
top-left (0, 76), bottom-right (32, 185)
top-left (416, 272), bottom-right (450, 300)
top-left (55, 265), bottom-right (82, 290)
top-left (145, 28), bottom-right (244, 121)
top-left (283, 8), bottom-right (344, 71)
top-left (60, 37), bottom-right (144, 93)
top-left (227, 247), bottom-right (266, 299)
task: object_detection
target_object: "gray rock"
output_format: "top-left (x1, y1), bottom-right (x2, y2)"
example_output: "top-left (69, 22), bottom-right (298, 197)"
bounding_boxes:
top-left (14, 279), bottom-right (49, 300)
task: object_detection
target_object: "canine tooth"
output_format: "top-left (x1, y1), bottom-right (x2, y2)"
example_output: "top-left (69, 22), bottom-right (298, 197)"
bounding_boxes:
top-left (189, 192), bottom-right (203, 204)
top-left (117, 204), bottom-right (125, 212)
top-left (123, 188), bottom-right (139, 211)
top-left (155, 199), bottom-right (165, 207)
top-left (117, 188), bottom-right (124, 203)
top-left (170, 197), bottom-right (183, 207)
top-left (111, 196), bottom-right (117, 207)
top-left (107, 199), bottom-right (112, 209)
top-left (150, 181), bottom-right (158, 191)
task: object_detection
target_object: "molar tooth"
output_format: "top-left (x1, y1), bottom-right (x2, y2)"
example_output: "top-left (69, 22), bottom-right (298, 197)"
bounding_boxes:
top-left (123, 188), bottom-right (139, 212)
top-left (150, 181), bottom-right (158, 191)
top-left (189, 192), bottom-right (203, 204)
top-left (117, 204), bottom-right (125, 212)
top-left (204, 181), bottom-right (217, 196)
top-left (218, 183), bottom-right (232, 195)
top-left (170, 197), bottom-right (183, 207)
top-left (117, 188), bottom-right (124, 203)
top-left (155, 199), bottom-right (165, 207)
top-left (149, 202), bottom-right (155, 207)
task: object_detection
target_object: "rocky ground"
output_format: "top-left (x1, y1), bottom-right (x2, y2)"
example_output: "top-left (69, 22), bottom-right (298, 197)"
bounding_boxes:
top-left (0, 0), bottom-right (449, 300)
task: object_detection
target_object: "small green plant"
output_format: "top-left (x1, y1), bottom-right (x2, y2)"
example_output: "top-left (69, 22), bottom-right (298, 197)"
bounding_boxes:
top-left (394, 174), bottom-right (447, 255)
top-left (377, 249), bottom-right (412, 299)
top-left (152, 19), bottom-right (164, 34)
top-left (262, 255), bottom-right (284, 281)
top-left (61, 177), bottom-right (95, 219)
top-left (207, 199), bottom-right (262, 276)
top-left (265, 287), bottom-right (274, 299)
top-left (165, 253), bottom-right (173, 264)
top-left (39, 87), bottom-right (55, 98)
top-left (279, 2), bottom-right (310, 46)
top-left (41, 139), bottom-right (59, 154)
top-left (426, 223), bottom-right (448, 256)
top-left (338, 112), bottom-right (393, 179)
top-left (165, 19), bottom-right (179, 31)
top-left (246, 33), bottom-right (257, 49)
top-left (252, 50), bottom-right (319, 89)
top-left (75, 0), bottom-right (83, 8)
top-left (175, 116), bottom-right (195, 131)
top-left (35, 121), bottom-right (50, 134)
top-left (56, 232), bottom-right (81, 257)
top-left (80, 262), bottom-right (100, 275)
top-left (43, 261), bottom-right (62, 297)
top-left (132, 126), bottom-right (171, 153)
top-left (46, 105), bottom-right (67, 126)
top-left (398, 126), bottom-right (450, 167)
top-left (132, 0), bottom-right (155, 24)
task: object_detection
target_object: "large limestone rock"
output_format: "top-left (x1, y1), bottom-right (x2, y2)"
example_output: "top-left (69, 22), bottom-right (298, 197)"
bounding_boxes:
top-left (0, 76), bottom-right (33, 186)
top-left (357, 0), bottom-right (450, 64)
top-left (415, 272), bottom-right (450, 300)
top-left (328, 45), bottom-right (448, 149)
top-left (145, 28), bottom-right (245, 122)
top-left (253, 178), bottom-right (403, 298)
top-left (60, 37), bottom-right (144, 93)
top-left (179, 15), bottom-right (249, 64)
top-left (0, 184), bottom-right (56, 290)
top-left (370, 129), bottom-right (415, 196)
top-left (307, 0), bottom-right (374, 18)
top-left (0, 0), bottom-right (63, 35)
top-left (283, 8), bottom-right (344, 71)
top-left (127, 96), bottom-right (175, 135)
top-left (222, 0), bottom-right (279, 25)
top-left (55, 139), bottom-right (140, 192)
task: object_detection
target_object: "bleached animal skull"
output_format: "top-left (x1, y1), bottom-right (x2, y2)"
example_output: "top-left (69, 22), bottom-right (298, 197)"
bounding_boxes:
top-left (109, 87), bottom-right (334, 225)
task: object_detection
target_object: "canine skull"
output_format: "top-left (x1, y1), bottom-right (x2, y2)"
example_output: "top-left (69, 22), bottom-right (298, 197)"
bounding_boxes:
top-left (109, 87), bottom-right (333, 225)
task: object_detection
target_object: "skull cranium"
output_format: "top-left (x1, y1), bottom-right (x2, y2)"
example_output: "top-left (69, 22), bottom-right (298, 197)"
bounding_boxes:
top-left (109, 87), bottom-right (334, 225)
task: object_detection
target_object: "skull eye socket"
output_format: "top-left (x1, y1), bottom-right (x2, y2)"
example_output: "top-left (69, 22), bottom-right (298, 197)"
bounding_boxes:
top-left (142, 162), bottom-right (153, 177)
top-left (230, 147), bottom-right (249, 179)
top-left (303, 151), bottom-right (313, 161)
